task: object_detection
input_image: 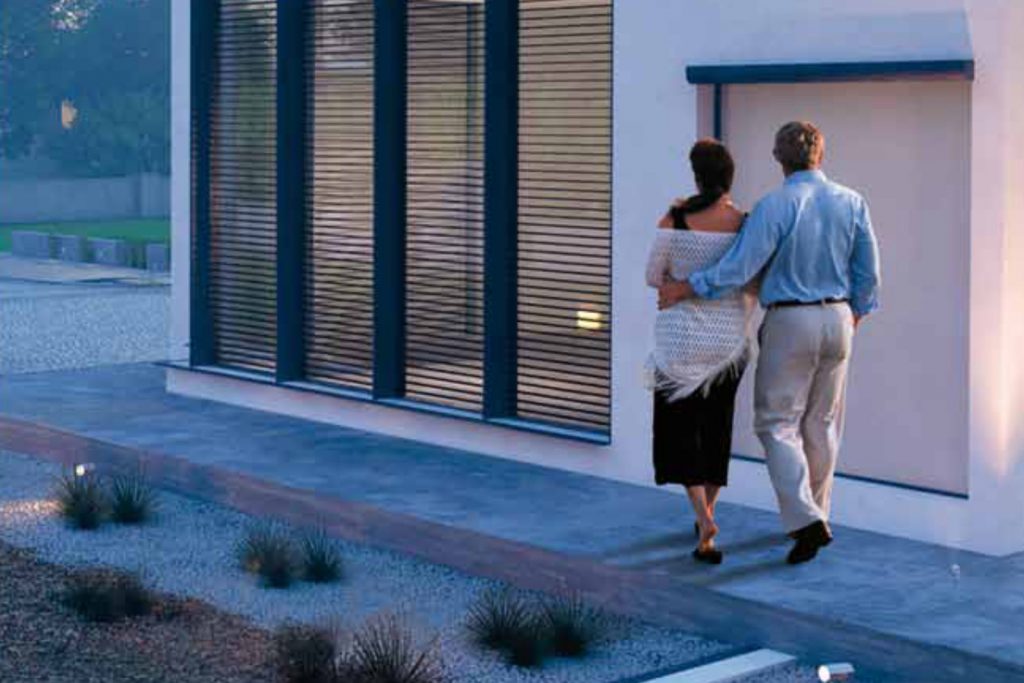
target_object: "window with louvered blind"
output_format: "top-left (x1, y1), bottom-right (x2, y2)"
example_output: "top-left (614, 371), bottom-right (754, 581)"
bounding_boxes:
top-left (405, 0), bottom-right (486, 412)
top-left (516, 0), bottom-right (613, 433)
top-left (305, 0), bottom-right (375, 391)
top-left (194, 0), bottom-right (614, 440)
top-left (208, 0), bottom-right (278, 373)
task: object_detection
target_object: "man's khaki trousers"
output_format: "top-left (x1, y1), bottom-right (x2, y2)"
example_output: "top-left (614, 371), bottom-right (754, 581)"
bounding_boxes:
top-left (754, 303), bottom-right (855, 534)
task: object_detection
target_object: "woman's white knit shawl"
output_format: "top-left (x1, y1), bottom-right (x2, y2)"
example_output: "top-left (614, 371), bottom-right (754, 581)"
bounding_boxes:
top-left (645, 228), bottom-right (755, 402)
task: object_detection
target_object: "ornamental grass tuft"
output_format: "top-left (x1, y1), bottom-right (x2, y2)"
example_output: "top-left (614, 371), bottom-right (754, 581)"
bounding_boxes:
top-left (109, 472), bottom-right (157, 525)
top-left (63, 569), bottom-right (153, 623)
top-left (301, 529), bottom-right (343, 584)
top-left (55, 472), bottom-right (106, 530)
top-left (504, 626), bottom-right (547, 669)
top-left (465, 588), bottom-right (545, 668)
top-left (274, 623), bottom-right (342, 683)
top-left (344, 613), bottom-right (448, 683)
top-left (238, 524), bottom-right (299, 589)
top-left (540, 592), bottom-right (607, 658)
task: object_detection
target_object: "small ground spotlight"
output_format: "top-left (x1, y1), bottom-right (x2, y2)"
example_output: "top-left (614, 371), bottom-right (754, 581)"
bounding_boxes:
top-left (818, 663), bottom-right (855, 681)
top-left (74, 463), bottom-right (96, 478)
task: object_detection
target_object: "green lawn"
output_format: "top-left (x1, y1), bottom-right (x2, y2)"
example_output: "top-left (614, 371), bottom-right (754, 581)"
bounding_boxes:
top-left (0, 218), bottom-right (170, 252)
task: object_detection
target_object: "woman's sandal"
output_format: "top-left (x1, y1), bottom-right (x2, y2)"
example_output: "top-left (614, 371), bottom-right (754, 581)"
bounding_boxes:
top-left (692, 547), bottom-right (724, 565)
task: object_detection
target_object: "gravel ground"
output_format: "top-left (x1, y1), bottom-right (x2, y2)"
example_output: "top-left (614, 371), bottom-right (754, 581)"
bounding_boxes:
top-left (0, 279), bottom-right (169, 374)
top-left (0, 542), bottom-right (275, 683)
top-left (0, 451), bottom-right (733, 683)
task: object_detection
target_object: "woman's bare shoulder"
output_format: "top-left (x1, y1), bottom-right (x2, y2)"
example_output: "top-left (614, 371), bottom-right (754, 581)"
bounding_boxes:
top-left (658, 200), bottom-right (684, 229)
top-left (685, 205), bottom-right (744, 234)
top-left (726, 206), bottom-right (747, 231)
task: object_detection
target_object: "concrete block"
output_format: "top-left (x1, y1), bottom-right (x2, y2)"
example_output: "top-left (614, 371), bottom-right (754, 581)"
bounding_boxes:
top-left (138, 174), bottom-right (171, 218)
top-left (145, 243), bottom-right (171, 272)
top-left (10, 231), bottom-right (54, 259)
top-left (89, 237), bottom-right (130, 267)
top-left (54, 234), bottom-right (87, 262)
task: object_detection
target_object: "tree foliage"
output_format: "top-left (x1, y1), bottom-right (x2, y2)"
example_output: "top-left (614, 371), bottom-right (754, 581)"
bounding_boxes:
top-left (0, 0), bottom-right (169, 177)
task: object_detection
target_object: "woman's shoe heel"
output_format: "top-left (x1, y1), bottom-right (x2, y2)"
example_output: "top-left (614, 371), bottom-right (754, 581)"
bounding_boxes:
top-left (692, 547), bottom-right (723, 565)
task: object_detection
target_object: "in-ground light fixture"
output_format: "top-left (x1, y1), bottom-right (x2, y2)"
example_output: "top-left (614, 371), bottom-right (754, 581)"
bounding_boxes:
top-left (818, 663), bottom-right (855, 681)
top-left (74, 463), bottom-right (96, 478)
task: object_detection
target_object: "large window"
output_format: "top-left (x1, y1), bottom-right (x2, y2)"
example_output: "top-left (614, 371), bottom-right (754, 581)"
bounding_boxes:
top-left (193, 0), bottom-right (613, 438)
top-left (305, 0), bottom-right (376, 390)
top-left (516, 0), bottom-right (612, 432)
top-left (405, 1), bottom-right (486, 412)
top-left (208, 0), bottom-right (278, 373)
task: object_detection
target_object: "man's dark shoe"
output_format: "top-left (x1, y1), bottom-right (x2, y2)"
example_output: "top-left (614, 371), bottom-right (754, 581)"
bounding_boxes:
top-left (786, 520), bottom-right (833, 565)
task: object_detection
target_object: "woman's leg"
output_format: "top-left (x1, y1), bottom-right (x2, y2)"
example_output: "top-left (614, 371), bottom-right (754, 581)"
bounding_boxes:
top-left (704, 484), bottom-right (722, 518)
top-left (701, 368), bottom-right (745, 537)
top-left (686, 485), bottom-right (718, 549)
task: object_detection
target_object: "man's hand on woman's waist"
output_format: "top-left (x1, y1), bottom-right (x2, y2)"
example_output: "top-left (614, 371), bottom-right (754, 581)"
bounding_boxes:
top-left (658, 278), bottom-right (696, 310)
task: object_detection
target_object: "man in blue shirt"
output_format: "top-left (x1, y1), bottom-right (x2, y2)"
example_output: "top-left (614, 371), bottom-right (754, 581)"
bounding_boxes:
top-left (658, 121), bottom-right (881, 564)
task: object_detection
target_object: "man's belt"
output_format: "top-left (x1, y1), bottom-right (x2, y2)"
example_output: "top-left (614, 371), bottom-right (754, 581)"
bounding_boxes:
top-left (768, 298), bottom-right (850, 310)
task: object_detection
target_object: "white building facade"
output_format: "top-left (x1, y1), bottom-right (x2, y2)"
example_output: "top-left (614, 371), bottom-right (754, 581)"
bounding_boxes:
top-left (170, 0), bottom-right (1024, 555)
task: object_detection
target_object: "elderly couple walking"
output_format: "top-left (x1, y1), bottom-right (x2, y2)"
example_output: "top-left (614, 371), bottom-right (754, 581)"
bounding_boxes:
top-left (646, 121), bottom-right (881, 566)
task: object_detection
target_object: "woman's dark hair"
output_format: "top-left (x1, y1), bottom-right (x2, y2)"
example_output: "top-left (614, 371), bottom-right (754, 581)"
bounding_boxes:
top-left (670, 139), bottom-right (735, 226)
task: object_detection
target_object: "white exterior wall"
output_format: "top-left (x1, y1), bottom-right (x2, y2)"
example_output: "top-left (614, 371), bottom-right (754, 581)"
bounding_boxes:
top-left (170, 0), bottom-right (191, 366)
top-left (169, 0), bottom-right (1024, 555)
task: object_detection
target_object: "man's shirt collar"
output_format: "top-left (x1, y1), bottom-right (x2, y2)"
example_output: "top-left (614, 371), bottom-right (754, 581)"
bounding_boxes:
top-left (785, 169), bottom-right (827, 185)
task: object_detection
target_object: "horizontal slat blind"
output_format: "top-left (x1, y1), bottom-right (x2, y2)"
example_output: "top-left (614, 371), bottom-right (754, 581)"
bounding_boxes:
top-left (208, 0), bottom-right (278, 372)
top-left (516, 0), bottom-right (612, 432)
top-left (305, 0), bottom-right (375, 390)
top-left (405, 1), bottom-right (486, 412)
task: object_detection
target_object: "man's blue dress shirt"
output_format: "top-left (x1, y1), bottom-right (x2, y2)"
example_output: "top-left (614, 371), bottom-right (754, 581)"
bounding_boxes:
top-left (689, 170), bottom-right (881, 317)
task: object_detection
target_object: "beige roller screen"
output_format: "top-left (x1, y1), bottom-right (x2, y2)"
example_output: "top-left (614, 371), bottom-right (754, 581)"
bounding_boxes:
top-left (723, 80), bottom-right (970, 495)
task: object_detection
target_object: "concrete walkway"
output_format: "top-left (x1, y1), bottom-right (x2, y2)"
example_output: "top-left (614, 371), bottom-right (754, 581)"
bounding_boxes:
top-left (2, 364), bottom-right (1023, 680)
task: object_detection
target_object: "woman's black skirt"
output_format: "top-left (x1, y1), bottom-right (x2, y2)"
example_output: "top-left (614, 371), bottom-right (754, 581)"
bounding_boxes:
top-left (652, 367), bottom-right (745, 487)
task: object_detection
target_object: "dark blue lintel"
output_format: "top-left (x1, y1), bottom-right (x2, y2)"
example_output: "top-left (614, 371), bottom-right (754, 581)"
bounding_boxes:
top-left (687, 59), bottom-right (975, 85)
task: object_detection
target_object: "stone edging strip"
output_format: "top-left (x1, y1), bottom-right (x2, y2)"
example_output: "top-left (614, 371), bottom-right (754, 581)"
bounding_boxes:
top-left (641, 649), bottom-right (795, 683)
top-left (1, 414), bottom-right (1020, 683)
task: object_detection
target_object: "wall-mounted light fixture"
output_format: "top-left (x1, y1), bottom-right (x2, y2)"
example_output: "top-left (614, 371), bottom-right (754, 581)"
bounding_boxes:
top-left (576, 310), bottom-right (603, 331)
top-left (74, 463), bottom-right (95, 478)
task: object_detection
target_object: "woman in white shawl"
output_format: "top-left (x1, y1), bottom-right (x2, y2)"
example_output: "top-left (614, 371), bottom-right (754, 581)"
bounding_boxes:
top-left (646, 140), bottom-right (756, 564)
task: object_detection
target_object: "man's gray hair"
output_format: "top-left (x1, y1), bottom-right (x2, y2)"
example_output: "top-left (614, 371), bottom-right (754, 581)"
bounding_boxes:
top-left (774, 121), bottom-right (825, 171)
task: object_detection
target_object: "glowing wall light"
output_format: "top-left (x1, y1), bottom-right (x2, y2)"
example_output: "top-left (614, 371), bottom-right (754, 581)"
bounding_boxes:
top-left (576, 310), bottom-right (603, 331)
